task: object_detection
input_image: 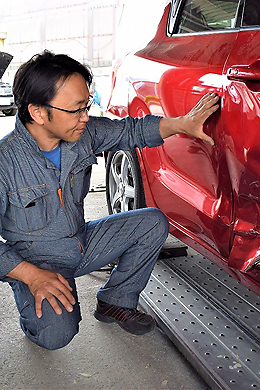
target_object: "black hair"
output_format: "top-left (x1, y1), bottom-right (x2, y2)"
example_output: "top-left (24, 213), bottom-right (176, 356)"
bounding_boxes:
top-left (13, 50), bottom-right (93, 125)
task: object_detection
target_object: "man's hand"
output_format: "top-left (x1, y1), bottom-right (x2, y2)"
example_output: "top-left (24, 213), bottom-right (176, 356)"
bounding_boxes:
top-left (27, 268), bottom-right (76, 318)
top-left (7, 261), bottom-right (76, 318)
top-left (159, 93), bottom-right (220, 145)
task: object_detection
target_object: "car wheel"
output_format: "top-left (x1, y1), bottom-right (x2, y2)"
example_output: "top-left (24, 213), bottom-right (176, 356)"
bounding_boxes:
top-left (2, 107), bottom-right (17, 116)
top-left (106, 149), bottom-right (146, 214)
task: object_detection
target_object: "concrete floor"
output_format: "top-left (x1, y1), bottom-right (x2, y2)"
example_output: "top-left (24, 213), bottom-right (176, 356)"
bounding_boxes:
top-left (0, 116), bottom-right (210, 390)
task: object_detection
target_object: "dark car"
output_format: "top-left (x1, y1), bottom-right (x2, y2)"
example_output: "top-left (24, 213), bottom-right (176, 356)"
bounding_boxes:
top-left (106, 0), bottom-right (260, 295)
top-left (0, 52), bottom-right (16, 116)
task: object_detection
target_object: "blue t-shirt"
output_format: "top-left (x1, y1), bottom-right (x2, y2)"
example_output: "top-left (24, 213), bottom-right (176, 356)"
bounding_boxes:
top-left (42, 144), bottom-right (61, 170)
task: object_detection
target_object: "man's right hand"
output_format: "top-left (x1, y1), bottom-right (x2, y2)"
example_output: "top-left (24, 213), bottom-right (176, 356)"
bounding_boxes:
top-left (7, 261), bottom-right (76, 318)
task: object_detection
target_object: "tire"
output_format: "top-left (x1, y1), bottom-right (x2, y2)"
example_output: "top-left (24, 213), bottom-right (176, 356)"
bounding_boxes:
top-left (106, 149), bottom-right (146, 214)
top-left (2, 107), bottom-right (17, 116)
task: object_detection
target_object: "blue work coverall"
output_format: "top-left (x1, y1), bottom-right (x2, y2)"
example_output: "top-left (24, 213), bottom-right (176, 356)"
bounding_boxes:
top-left (0, 114), bottom-right (169, 349)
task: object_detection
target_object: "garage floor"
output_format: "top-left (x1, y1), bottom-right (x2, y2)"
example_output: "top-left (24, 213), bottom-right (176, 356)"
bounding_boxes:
top-left (0, 156), bottom-right (210, 390)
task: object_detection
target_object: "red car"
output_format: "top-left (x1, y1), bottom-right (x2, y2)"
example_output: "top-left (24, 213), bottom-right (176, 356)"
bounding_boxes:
top-left (106, 0), bottom-right (260, 296)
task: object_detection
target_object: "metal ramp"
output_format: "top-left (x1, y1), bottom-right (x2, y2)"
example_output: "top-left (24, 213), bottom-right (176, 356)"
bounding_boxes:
top-left (140, 245), bottom-right (260, 390)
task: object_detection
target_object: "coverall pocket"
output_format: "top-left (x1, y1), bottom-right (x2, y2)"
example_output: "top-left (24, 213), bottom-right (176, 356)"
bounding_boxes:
top-left (70, 159), bottom-right (92, 205)
top-left (8, 184), bottom-right (51, 233)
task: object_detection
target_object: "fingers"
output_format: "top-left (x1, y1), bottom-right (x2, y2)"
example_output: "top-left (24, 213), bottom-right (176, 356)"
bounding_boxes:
top-left (47, 287), bottom-right (75, 317)
top-left (188, 93), bottom-right (220, 122)
top-left (199, 132), bottom-right (215, 146)
top-left (35, 296), bottom-right (44, 318)
top-left (29, 271), bottom-right (76, 318)
top-left (205, 93), bottom-right (220, 109)
top-left (196, 92), bottom-right (219, 109)
top-left (199, 93), bottom-right (220, 117)
top-left (187, 93), bottom-right (219, 146)
top-left (35, 292), bottom-right (65, 319)
top-left (35, 282), bottom-right (75, 318)
top-left (200, 101), bottom-right (220, 125)
top-left (193, 93), bottom-right (219, 114)
top-left (57, 273), bottom-right (73, 291)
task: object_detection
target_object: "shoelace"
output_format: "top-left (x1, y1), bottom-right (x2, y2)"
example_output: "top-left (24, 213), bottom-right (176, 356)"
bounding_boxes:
top-left (103, 305), bottom-right (147, 323)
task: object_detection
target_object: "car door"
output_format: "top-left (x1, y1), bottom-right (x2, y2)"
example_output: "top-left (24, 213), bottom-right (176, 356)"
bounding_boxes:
top-left (136, 0), bottom-right (242, 259)
top-left (221, 0), bottom-right (260, 274)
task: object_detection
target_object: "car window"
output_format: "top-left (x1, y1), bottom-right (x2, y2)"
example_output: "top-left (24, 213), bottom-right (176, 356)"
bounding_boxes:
top-left (242, 0), bottom-right (260, 27)
top-left (176, 0), bottom-right (240, 34)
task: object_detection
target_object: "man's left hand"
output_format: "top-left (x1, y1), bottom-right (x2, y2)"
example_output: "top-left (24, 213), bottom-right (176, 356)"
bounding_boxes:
top-left (159, 93), bottom-right (220, 145)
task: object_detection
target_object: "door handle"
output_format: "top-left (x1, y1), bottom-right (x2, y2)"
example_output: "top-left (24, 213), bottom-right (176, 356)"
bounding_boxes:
top-left (227, 62), bottom-right (260, 82)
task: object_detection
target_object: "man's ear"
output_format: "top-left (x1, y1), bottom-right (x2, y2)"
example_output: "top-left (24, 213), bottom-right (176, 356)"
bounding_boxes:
top-left (28, 104), bottom-right (47, 125)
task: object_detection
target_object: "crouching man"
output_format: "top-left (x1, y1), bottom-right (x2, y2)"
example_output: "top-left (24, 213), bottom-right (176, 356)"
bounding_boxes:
top-left (0, 51), bottom-right (219, 350)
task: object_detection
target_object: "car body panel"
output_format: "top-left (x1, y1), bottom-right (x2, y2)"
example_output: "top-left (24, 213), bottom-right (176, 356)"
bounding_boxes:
top-left (222, 30), bottom-right (260, 275)
top-left (107, 0), bottom-right (260, 294)
top-left (134, 32), bottom-right (239, 259)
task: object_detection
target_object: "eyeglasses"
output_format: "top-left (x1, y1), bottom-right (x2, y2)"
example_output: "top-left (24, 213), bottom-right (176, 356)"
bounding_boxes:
top-left (46, 95), bottom-right (94, 117)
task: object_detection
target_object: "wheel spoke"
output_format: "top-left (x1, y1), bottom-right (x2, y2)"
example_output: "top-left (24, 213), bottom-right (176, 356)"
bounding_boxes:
top-left (124, 184), bottom-right (135, 199)
top-left (111, 190), bottom-right (121, 211)
top-left (121, 195), bottom-right (129, 212)
top-left (110, 161), bottom-right (121, 186)
top-left (121, 153), bottom-right (129, 179)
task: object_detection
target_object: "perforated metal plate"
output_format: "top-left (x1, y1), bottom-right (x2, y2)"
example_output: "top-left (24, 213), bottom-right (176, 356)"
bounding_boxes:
top-left (140, 250), bottom-right (260, 390)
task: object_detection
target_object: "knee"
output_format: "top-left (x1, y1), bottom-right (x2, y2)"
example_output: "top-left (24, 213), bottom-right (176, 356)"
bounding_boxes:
top-left (20, 301), bottom-right (81, 350)
top-left (38, 323), bottom-right (79, 350)
top-left (22, 316), bottom-right (80, 350)
top-left (146, 207), bottom-right (169, 240)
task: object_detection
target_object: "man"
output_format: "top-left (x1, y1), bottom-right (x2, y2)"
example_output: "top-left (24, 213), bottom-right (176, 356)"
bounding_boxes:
top-left (0, 51), bottom-right (219, 350)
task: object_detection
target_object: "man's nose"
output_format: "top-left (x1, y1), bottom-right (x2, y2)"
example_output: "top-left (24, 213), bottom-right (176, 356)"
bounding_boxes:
top-left (79, 111), bottom-right (89, 122)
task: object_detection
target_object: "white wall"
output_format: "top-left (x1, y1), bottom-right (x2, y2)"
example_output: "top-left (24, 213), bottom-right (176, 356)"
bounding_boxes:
top-left (0, 0), bottom-right (169, 108)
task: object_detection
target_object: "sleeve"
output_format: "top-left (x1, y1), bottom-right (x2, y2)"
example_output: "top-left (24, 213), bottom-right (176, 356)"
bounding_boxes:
top-left (86, 114), bottom-right (164, 154)
top-left (0, 183), bottom-right (25, 280)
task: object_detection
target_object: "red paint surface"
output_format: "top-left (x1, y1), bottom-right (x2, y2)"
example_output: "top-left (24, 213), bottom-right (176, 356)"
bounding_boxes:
top-left (107, 4), bottom-right (260, 294)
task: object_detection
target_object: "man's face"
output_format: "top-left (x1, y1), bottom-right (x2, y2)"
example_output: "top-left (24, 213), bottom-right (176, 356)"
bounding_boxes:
top-left (41, 72), bottom-right (91, 144)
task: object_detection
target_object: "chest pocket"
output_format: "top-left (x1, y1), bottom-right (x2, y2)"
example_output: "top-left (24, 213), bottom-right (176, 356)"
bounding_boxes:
top-left (8, 184), bottom-right (51, 233)
top-left (70, 156), bottom-right (96, 205)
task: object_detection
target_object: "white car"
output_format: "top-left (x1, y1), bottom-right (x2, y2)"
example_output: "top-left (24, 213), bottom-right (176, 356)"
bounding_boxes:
top-left (0, 52), bottom-right (16, 116)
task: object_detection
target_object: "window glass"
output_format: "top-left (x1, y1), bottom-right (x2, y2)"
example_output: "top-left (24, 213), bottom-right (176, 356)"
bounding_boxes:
top-left (242, 0), bottom-right (260, 27)
top-left (177, 0), bottom-right (240, 34)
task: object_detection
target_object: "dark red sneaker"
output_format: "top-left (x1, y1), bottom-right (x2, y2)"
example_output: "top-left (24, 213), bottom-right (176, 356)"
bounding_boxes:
top-left (94, 300), bottom-right (156, 335)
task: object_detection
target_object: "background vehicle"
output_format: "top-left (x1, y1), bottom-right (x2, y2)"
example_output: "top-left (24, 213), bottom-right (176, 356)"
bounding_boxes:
top-left (106, 0), bottom-right (260, 296)
top-left (0, 52), bottom-right (16, 116)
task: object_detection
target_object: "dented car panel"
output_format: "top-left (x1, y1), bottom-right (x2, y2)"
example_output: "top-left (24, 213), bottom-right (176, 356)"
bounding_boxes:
top-left (107, 0), bottom-right (260, 294)
top-left (224, 29), bottom-right (260, 275)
